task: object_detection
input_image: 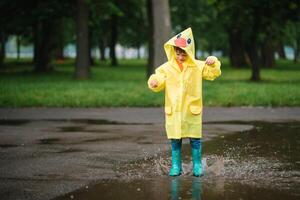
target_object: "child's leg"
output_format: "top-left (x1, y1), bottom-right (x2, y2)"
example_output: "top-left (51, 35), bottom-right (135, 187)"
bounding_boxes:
top-left (190, 138), bottom-right (203, 176)
top-left (169, 139), bottom-right (182, 176)
top-left (171, 139), bottom-right (182, 151)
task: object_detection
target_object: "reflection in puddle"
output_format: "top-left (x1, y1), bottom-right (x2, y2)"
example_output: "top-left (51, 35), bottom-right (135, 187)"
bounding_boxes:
top-left (54, 122), bottom-right (300, 200)
top-left (55, 176), bottom-right (299, 200)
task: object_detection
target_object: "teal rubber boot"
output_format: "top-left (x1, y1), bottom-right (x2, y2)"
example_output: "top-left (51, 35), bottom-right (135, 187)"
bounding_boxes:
top-left (169, 149), bottom-right (182, 176)
top-left (191, 148), bottom-right (203, 177)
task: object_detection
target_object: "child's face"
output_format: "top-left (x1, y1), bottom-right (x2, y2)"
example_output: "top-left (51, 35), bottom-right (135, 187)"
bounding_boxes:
top-left (175, 49), bottom-right (187, 63)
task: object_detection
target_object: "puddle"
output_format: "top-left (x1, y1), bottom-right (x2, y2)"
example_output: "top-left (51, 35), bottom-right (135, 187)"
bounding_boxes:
top-left (0, 119), bottom-right (151, 127)
top-left (82, 138), bottom-right (123, 143)
top-left (0, 144), bottom-right (18, 148)
top-left (38, 138), bottom-right (60, 145)
top-left (70, 119), bottom-right (152, 125)
top-left (54, 122), bottom-right (300, 200)
top-left (55, 177), bottom-right (299, 200)
top-left (56, 148), bottom-right (83, 153)
top-left (59, 126), bottom-right (86, 132)
top-left (0, 119), bottom-right (30, 126)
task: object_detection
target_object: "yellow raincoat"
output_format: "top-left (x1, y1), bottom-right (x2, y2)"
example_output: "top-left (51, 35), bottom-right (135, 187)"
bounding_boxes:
top-left (147, 27), bottom-right (221, 139)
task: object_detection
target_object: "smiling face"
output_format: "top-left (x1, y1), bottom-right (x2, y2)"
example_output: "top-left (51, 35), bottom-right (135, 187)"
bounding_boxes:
top-left (174, 46), bottom-right (187, 63)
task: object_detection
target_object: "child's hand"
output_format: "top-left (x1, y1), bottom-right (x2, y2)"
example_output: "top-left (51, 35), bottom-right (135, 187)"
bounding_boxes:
top-left (205, 56), bottom-right (216, 66)
top-left (150, 79), bottom-right (158, 88)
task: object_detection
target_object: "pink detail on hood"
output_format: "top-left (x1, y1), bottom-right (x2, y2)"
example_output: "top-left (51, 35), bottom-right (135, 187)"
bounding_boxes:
top-left (174, 38), bottom-right (187, 48)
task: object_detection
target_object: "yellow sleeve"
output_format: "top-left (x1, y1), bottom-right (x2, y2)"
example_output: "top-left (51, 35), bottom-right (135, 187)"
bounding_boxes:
top-left (147, 64), bottom-right (166, 92)
top-left (202, 56), bottom-right (221, 81)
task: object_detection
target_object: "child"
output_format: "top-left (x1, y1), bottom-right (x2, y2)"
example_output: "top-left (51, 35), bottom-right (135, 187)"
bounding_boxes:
top-left (147, 27), bottom-right (221, 176)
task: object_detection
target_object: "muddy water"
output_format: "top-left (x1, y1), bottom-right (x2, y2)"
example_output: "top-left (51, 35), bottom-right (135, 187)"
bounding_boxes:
top-left (55, 122), bottom-right (300, 200)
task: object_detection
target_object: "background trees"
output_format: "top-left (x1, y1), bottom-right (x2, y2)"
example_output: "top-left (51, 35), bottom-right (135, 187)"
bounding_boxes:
top-left (0, 0), bottom-right (299, 81)
top-left (215, 0), bottom-right (300, 80)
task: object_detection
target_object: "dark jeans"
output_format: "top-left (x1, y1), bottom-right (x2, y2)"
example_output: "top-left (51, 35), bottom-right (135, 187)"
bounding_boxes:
top-left (171, 138), bottom-right (201, 150)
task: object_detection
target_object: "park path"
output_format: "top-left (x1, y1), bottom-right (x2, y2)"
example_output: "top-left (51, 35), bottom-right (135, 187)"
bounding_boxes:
top-left (0, 107), bottom-right (299, 200)
top-left (1, 107), bottom-right (300, 122)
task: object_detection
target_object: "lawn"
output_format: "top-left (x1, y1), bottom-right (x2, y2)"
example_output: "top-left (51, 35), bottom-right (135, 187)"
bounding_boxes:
top-left (0, 58), bottom-right (299, 107)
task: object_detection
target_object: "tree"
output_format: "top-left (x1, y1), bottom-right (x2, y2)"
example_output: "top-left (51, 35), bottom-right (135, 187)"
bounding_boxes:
top-left (90, 0), bottom-right (124, 66)
top-left (0, 0), bottom-right (29, 67)
top-left (277, 40), bottom-right (286, 59)
top-left (54, 18), bottom-right (75, 61)
top-left (170, 0), bottom-right (228, 60)
top-left (89, 1), bottom-right (110, 63)
top-left (109, 12), bottom-right (118, 66)
top-left (0, 0), bottom-right (74, 71)
top-left (33, 18), bottom-right (58, 72)
top-left (118, 0), bottom-right (148, 60)
top-left (31, 1), bottom-right (73, 72)
top-left (216, 0), bottom-right (300, 81)
top-left (75, 0), bottom-right (90, 79)
top-left (147, 0), bottom-right (171, 77)
top-left (0, 32), bottom-right (7, 68)
top-left (285, 21), bottom-right (300, 63)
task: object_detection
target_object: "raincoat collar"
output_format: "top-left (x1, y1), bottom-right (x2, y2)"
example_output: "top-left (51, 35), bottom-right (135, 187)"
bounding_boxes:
top-left (164, 27), bottom-right (197, 71)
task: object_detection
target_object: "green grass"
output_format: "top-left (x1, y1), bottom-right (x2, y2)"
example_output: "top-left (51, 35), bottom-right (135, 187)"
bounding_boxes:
top-left (0, 58), bottom-right (299, 107)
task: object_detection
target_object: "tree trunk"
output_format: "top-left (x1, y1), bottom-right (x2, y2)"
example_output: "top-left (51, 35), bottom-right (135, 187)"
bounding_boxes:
top-left (75, 0), bottom-right (90, 79)
top-left (33, 22), bottom-right (40, 64)
top-left (261, 40), bottom-right (275, 68)
top-left (34, 20), bottom-right (56, 73)
top-left (146, 0), bottom-right (154, 78)
top-left (88, 28), bottom-right (95, 66)
top-left (147, 0), bottom-right (171, 76)
top-left (0, 33), bottom-right (6, 67)
top-left (99, 37), bottom-right (106, 62)
top-left (110, 14), bottom-right (118, 66)
top-left (245, 15), bottom-right (261, 81)
top-left (89, 48), bottom-right (95, 66)
top-left (16, 35), bottom-right (21, 60)
top-left (294, 47), bottom-right (299, 63)
top-left (55, 19), bottom-right (64, 61)
top-left (294, 37), bottom-right (300, 63)
top-left (122, 47), bottom-right (126, 59)
top-left (277, 41), bottom-right (286, 59)
top-left (246, 41), bottom-right (261, 81)
top-left (55, 45), bottom-right (64, 60)
top-left (137, 43), bottom-right (141, 59)
top-left (249, 48), bottom-right (260, 81)
top-left (228, 29), bottom-right (247, 67)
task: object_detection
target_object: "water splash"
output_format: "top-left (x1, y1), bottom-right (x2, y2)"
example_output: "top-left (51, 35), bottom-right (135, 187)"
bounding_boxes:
top-left (116, 154), bottom-right (225, 179)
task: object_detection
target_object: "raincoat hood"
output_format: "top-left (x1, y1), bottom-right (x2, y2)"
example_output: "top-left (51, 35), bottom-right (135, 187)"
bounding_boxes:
top-left (164, 27), bottom-right (196, 66)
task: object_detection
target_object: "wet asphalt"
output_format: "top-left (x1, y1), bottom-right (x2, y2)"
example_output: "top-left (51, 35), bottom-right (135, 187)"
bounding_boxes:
top-left (0, 107), bottom-right (299, 200)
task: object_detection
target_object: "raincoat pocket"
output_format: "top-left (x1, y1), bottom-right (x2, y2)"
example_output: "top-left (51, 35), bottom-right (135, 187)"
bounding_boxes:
top-left (165, 106), bottom-right (172, 115)
top-left (189, 105), bottom-right (202, 115)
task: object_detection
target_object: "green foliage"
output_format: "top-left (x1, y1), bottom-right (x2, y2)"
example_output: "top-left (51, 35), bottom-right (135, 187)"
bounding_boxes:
top-left (118, 0), bottom-right (148, 48)
top-left (88, 0), bottom-right (148, 52)
top-left (0, 0), bottom-right (73, 35)
top-left (217, 0), bottom-right (300, 46)
top-left (170, 0), bottom-right (228, 53)
top-left (284, 21), bottom-right (300, 61)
